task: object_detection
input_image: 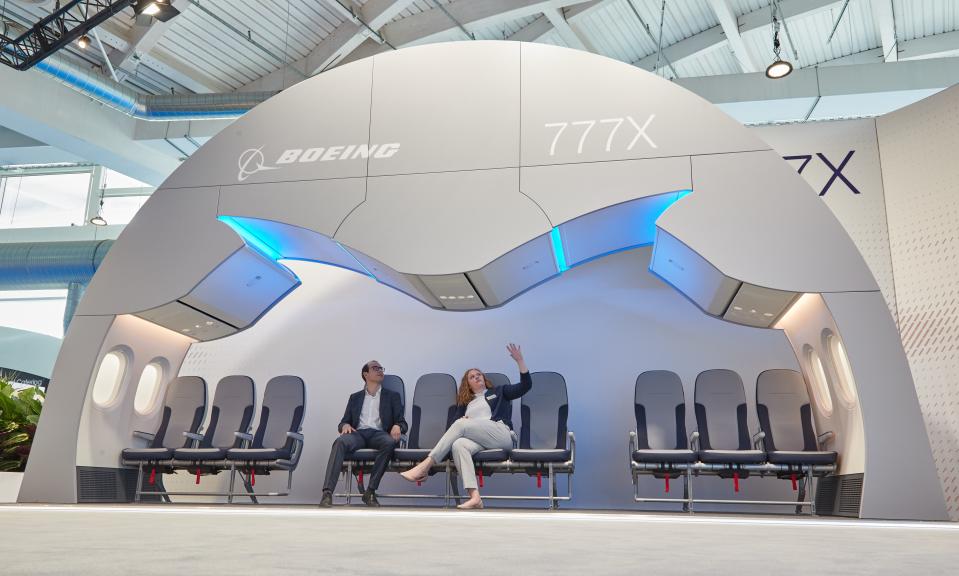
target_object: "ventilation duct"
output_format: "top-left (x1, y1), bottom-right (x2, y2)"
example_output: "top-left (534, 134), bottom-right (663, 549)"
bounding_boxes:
top-left (34, 53), bottom-right (275, 121)
top-left (0, 240), bottom-right (113, 290)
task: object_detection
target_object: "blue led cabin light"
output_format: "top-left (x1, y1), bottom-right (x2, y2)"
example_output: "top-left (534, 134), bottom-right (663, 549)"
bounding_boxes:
top-left (550, 227), bottom-right (569, 273)
top-left (218, 216), bottom-right (283, 261)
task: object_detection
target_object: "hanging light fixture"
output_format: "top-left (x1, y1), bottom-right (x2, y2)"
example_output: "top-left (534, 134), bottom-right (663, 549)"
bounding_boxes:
top-left (89, 190), bottom-right (107, 226)
top-left (77, 34), bottom-right (91, 49)
top-left (765, 2), bottom-right (793, 79)
top-left (133, 0), bottom-right (181, 22)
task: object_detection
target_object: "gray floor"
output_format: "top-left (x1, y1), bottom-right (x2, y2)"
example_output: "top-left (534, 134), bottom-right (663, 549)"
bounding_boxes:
top-left (1, 505), bottom-right (957, 575)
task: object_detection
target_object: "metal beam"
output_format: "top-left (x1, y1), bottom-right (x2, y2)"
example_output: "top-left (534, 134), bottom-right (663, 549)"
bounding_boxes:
top-left (707, 0), bottom-right (758, 73)
top-left (0, 0), bottom-right (135, 71)
top-left (242, 0), bottom-right (597, 92)
top-left (900, 29), bottom-right (959, 61)
top-left (0, 63), bottom-right (179, 185)
top-left (94, 17), bottom-right (231, 94)
top-left (872, 0), bottom-right (899, 62)
top-left (675, 56), bottom-right (959, 125)
top-left (506, 14), bottom-right (553, 43)
top-left (240, 0), bottom-right (416, 92)
top-left (109, 0), bottom-right (193, 83)
top-left (804, 29), bottom-right (959, 67)
top-left (0, 127), bottom-right (84, 166)
top-left (380, 0), bottom-right (597, 47)
top-left (635, 0), bottom-right (842, 73)
top-left (542, 5), bottom-right (591, 52)
top-left (507, 0), bottom-right (613, 43)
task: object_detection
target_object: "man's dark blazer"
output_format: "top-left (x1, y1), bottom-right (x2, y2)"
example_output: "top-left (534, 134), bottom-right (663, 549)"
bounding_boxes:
top-left (338, 387), bottom-right (408, 435)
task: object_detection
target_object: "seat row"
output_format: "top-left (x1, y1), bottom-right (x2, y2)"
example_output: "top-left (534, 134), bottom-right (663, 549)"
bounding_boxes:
top-left (629, 368), bottom-right (837, 514)
top-left (121, 375), bottom-right (306, 502)
top-left (337, 372), bottom-right (574, 509)
top-left (120, 368), bottom-right (834, 512)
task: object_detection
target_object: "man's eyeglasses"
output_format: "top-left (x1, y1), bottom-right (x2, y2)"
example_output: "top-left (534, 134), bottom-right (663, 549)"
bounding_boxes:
top-left (368, 366), bottom-right (385, 372)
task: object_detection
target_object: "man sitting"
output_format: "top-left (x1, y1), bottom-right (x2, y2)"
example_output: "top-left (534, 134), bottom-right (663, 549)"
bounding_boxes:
top-left (319, 360), bottom-right (406, 507)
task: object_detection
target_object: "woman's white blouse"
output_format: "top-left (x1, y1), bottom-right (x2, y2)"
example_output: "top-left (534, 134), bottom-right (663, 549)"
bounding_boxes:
top-left (465, 392), bottom-right (492, 420)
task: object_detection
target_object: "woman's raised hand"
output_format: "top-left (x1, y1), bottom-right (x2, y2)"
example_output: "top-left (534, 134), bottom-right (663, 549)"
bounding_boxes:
top-left (507, 343), bottom-right (527, 373)
top-left (507, 343), bottom-right (528, 373)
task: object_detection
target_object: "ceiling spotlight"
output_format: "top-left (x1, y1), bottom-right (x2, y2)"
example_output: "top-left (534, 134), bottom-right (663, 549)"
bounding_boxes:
top-left (78, 35), bottom-right (91, 49)
top-left (133, 0), bottom-right (181, 22)
top-left (765, 2), bottom-right (793, 80)
top-left (766, 59), bottom-right (792, 79)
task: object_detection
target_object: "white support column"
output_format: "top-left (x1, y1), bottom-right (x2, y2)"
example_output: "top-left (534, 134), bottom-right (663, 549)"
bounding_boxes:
top-left (542, 5), bottom-right (592, 52)
top-left (84, 166), bottom-right (105, 225)
top-left (872, 0), bottom-right (899, 62)
top-left (707, 0), bottom-right (759, 73)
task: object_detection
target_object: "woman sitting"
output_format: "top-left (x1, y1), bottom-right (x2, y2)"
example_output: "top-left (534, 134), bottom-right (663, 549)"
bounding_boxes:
top-left (400, 343), bottom-right (532, 509)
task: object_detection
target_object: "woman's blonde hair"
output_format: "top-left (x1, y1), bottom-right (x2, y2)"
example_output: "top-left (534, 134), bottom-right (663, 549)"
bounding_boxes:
top-left (457, 368), bottom-right (493, 406)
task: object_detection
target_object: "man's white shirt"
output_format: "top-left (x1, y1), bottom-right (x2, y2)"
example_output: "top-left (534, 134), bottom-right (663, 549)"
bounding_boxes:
top-left (359, 387), bottom-right (382, 430)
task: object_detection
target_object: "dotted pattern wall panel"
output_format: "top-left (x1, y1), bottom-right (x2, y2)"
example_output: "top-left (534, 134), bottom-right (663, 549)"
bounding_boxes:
top-left (752, 120), bottom-right (898, 323)
top-left (877, 85), bottom-right (959, 520)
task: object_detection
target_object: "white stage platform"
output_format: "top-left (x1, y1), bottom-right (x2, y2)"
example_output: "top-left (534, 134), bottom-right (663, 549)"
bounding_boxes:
top-left (2, 505), bottom-right (957, 575)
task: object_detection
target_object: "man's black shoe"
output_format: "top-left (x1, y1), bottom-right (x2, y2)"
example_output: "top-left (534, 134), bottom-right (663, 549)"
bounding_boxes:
top-left (319, 491), bottom-right (333, 508)
top-left (362, 490), bottom-right (380, 507)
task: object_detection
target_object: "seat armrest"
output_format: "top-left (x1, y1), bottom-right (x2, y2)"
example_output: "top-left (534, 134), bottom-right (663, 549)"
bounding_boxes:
top-left (817, 431), bottom-right (835, 450)
top-left (234, 431), bottom-right (253, 448)
top-left (132, 430), bottom-right (155, 442)
top-left (628, 431), bottom-right (637, 472)
top-left (287, 431), bottom-right (305, 467)
top-left (752, 430), bottom-right (766, 450)
top-left (689, 431), bottom-right (700, 452)
top-left (183, 431), bottom-right (203, 447)
top-left (568, 431), bottom-right (576, 463)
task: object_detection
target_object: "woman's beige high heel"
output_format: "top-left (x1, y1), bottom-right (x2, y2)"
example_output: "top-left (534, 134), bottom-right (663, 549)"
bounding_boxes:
top-left (456, 498), bottom-right (484, 510)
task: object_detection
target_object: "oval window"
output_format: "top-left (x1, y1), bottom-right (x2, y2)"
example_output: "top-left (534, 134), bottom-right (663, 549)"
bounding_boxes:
top-left (92, 350), bottom-right (128, 407)
top-left (826, 333), bottom-right (859, 408)
top-left (804, 345), bottom-right (834, 416)
top-left (134, 361), bottom-right (165, 415)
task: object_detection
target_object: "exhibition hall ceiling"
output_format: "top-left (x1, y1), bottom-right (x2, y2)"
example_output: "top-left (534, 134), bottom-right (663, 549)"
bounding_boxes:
top-left (1, 0), bottom-right (957, 96)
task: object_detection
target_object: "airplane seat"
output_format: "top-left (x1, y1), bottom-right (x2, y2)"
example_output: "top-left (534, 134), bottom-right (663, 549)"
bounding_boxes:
top-left (172, 375), bottom-right (255, 466)
top-left (756, 369), bottom-right (838, 465)
top-left (121, 375), bottom-right (207, 502)
top-left (694, 369), bottom-right (765, 477)
top-left (224, 375), bottom-right (305, 501)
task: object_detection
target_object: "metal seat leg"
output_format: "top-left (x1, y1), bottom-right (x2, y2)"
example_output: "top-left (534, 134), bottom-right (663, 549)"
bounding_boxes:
top-left (228, 464), bottom-right (237, 504)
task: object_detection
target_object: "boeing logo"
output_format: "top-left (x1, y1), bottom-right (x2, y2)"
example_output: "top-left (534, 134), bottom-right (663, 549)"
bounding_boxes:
top-left (237, 147), bottom-right (279, 182)
top-left (237, 143), bottom-right (401, 181)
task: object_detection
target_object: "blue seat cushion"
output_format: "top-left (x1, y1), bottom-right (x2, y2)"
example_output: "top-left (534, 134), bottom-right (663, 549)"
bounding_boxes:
top-left (698, 449), bottom-right (766, 464)
top-left (473, 449), bottom-right (510, 462)
top-left (173, 448), bottom-right (227, 461)
top-left (394, 448), bottom-right (430, 461)
top-left (121, 448), bottom-right (173, 461)
top-left (509, 449), bottom-right (570, 463)
top-left (767, 450), bottom-right (837, 465)
top-left (632, 449), bottom-right (697, 464)
top-left (226, 448), bottom-right (290, 461)
top-left (344, 449), bottom-right (379, 462)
